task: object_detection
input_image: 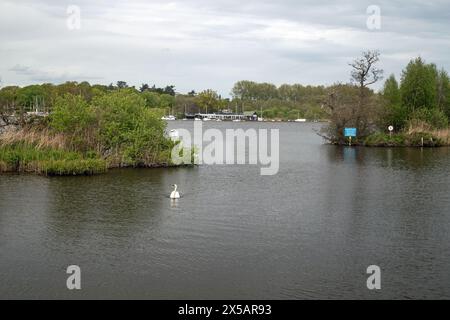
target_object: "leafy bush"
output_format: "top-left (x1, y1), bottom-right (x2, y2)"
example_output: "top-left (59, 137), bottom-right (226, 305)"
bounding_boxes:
top-left (408, 108), bottom-right (448, 129)
top-left (92, 90), bottom-right (170, 166)
top-left (0, 143), bottom-right (107, 175)
top-left (364, 131), bottom-right (443, 147)
top-left (364, 132), bottom-right (406, 146)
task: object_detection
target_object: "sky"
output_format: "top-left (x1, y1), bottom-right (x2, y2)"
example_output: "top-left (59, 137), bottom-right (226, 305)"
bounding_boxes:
top-left (1, 0), bottom-right (449, 96)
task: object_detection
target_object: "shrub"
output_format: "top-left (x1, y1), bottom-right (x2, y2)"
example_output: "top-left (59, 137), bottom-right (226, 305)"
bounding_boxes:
top-left (408, 108), bottom-right (448, 129)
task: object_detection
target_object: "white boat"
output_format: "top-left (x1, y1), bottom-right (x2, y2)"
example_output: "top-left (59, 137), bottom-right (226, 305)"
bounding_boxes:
top-left (232, 119), bottom-right (241, 122)
top-left (294, 118), bottom-right (307, 122)
top-left (216, 119), bottom-right (222, 122)
top-left (162, 115), bottom-right (176, 121)
top-left (194, 118), bottom-right (202, 121)
top-left (203, 117), bottom-right (212, 122)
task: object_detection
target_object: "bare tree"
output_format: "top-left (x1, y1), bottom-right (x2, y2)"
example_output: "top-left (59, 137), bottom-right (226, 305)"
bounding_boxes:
top-left (349, 50), bottom-right (383, 88)
top-left (349, 50), bottom-right (383, 137)
top-left (321, 51), bottom-right (383, 144)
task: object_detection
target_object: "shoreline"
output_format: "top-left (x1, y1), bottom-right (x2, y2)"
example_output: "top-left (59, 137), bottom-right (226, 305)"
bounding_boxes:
top-left (0, 162), bottom-right (196, 177)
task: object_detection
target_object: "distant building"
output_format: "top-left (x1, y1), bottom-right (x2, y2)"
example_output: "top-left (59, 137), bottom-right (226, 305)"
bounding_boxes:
top-left (243, 111), bottom-right (258, 121)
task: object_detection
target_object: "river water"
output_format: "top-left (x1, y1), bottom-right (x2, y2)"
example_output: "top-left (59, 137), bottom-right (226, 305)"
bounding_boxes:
top-left (1, 122), bottom-right (450, 299)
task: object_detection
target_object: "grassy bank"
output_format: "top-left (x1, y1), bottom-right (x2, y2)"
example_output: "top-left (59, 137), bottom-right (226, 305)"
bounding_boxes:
top-left (364, 130), bottom-right (449, 147)
top-left (0, 143), bottom-right (108, 175)
top-left (0, 90), bottom-right (187, 176)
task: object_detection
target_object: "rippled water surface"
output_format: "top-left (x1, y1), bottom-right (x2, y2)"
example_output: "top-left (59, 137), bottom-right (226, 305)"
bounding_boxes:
top-left (1, 122), bottom-right (450, 299)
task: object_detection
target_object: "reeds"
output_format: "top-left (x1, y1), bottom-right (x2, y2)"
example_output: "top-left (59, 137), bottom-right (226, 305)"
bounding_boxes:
top-left (0, 142), bottom-right (107, 175)
top-left (0, 128), bottom-right (67, 150)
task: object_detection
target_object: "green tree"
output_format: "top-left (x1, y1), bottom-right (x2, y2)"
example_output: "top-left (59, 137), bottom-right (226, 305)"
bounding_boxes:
top-left (50, 94), bottom-right (96, 151)
top-left (116, 81), bottom-right (128, 89)
top-left (159, 94), bottom-right (175, 109)
top-left (381, 74), bottom-right (407, 130)
top-left (196, 89), bottom-right (220, 113)
top-left (400, 57), bottom-right (438, 113)
top-left (141, 91), bottom-right (161, 108)
top-left (436, 69), bottom-right (450, 118)
top-left (92, 91), bottom-right (168, 165)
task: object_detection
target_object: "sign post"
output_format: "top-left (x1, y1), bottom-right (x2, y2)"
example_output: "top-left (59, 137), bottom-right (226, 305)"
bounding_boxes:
top-left (344, 128), bottom-right (357, 146)
top-left (388, 125), bottom-right (394, 137)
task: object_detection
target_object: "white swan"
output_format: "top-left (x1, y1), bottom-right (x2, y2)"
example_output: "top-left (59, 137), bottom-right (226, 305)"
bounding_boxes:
top-left (170, 184), bottom-right (180, 199)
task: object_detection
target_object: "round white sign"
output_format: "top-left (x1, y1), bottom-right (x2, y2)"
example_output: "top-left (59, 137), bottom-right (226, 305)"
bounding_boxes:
top-left (388, 126), bottom-right (394, 132)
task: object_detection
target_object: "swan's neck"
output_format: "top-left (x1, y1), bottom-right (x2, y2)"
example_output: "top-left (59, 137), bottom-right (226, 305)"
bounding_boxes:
top-left (173, 185), bottom-right (177, 192)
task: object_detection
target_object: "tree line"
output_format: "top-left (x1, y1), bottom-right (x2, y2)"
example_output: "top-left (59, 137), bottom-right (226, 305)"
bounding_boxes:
top-left (2, 50), bottom-right (449, 146)
top-left (0, 80), bottom-right (330, 122)
top-left (322, 50), bottom-right (450, 145)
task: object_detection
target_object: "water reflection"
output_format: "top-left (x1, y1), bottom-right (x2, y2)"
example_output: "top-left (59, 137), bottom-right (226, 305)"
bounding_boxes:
top-left (44, 169), bottom-right (167, 241)
top-left (327, 145), bottom-right (450, 171)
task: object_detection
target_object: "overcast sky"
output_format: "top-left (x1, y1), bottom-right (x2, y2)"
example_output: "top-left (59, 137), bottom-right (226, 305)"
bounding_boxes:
top-left (1, 0), bottom-right (449, 96)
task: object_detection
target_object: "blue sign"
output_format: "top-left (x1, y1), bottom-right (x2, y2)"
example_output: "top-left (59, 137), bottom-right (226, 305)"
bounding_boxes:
top-left (344, 128), bottom-right (357, 137)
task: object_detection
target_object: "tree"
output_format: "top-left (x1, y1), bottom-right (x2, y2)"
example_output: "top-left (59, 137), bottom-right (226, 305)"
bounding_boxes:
top-left (141, 91), bottom-right (161, 108)
top-left (380, 75), bottom-right (407, 130)
top-left (278, 84), bottom-right (294, 101)
top-left (382, 75), bottom-right (400, 106)
top-left (50, 94), bottom-right (96, 151)
top-left (159, 94), bottom-right (175, 109)
top-left (140, 83), bottom-right (150, 92)
top-left (231, 80), bottom-right (257, 100)
top-left (322, 84), bottom-right (361, 143)
top-left (350, 50), bottom-right (383, 88)
top-left (324, 50), bottom-right (383, 142)
top-left (349, 50), bottom-right (383, 126)
top-left (436, 69), bottom-right (450, 118)
top-left (196, 89), bottom-right (220, 113)
top-left (92, 91), bottom-right (168, 165)
top-left (163, 85), bottom-right (176, 96)
top-left (0, 86), bottom-right (19, 118)
top-left (116, 81), bottom-right (128, 89)
top-left (400, 57), bottom-right (437, 113)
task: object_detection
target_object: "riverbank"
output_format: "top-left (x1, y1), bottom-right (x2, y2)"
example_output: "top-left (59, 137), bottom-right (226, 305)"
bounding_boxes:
top-left (363, 131), bottom-right (448, 147)
top-left (0, 141), bottom-right (187, 176)
top-left (0, 144), bottom-right (106, 175)
top-left (0, 91), bottom-right (189, 176)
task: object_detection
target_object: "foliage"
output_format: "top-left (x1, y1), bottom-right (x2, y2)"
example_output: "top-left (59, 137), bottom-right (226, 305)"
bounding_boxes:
top-left (324, 85), bottom-right (379, 143)
top-left (0, 143), bottom-right (107, 175)
top-left (364, 132), bottom-right (443, 147)
top-left (380, 75), bottom-right (407, 130)
top-left (400, 57), bottom-right (438, 113)
top-left (437, 69), bottom-right (450, 118)
top-left (195, 90), bottom-right (221, 113)
top-left (91, 90), bottom-right (170, 166)
top-left (322, 51), bottom-right (384, 144)
top-left (408, 108), bottom-right (448, 129)
top-left (1, 89), bottom-right (180, 175)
